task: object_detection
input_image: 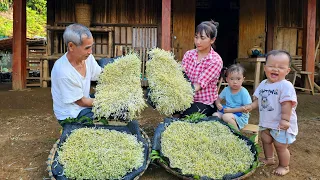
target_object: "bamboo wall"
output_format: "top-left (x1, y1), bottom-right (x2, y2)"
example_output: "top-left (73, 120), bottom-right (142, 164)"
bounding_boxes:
top-left (52, 0), bottom-right (159, 25)
top-left (273, 0), bottom-right (304, 56)
top-left (274, 0), bottom-right (320, 57)
top-left (48, 0), bottom-right (160, 58)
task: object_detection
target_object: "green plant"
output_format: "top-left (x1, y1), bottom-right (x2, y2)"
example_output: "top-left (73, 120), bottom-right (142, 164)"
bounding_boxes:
top-left (150, 150), bottom-right (168, 166)
top-left (0, 0), bottom-right (12, 11)
top-left (0, 1), bottom-right (46, 37)
top-left (183, 112), bottom-right (206, 122)
top-left (60, 116), bottom-right (94, 126)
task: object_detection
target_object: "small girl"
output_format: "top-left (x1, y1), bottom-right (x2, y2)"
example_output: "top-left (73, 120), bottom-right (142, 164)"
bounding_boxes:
top-left (245, 50), bottom-right (298, 176)
top-left (213, 64), bottom-right (252, 130)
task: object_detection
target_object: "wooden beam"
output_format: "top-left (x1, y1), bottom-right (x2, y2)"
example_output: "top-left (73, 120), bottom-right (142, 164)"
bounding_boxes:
top-left (12, 0), bottom-right (27, 90)
top-left (302, 0), bottom-right (316, 89)
top-left (266, 0), bottom-right (275, 52)
top-left (161, 0), bottom-right (171, 51)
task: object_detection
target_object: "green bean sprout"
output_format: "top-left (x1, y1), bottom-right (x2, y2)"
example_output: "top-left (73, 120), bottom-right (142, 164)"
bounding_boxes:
top-left (161, 121), bottom-right (255, 179)
top-left (58, 128), bottom-right (144, 179)
top-left (93, 53), bottom-right (147, 120)
top-left (146, 48), bottom-right (194, 115)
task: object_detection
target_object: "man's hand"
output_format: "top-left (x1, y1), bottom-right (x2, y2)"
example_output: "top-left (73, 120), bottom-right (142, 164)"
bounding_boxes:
top-left (75, 97), bottom-right (94, 107)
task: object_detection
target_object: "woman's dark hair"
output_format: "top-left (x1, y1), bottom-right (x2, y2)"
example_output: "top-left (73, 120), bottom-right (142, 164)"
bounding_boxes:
top-left (195, 20), bottom-right (219, 39)
top-left (265, 50), bottom-right (292, 64)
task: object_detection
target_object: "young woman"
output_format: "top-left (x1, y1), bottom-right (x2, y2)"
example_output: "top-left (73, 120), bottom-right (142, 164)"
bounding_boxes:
top-left (181, 20), bottom-right (223, 117)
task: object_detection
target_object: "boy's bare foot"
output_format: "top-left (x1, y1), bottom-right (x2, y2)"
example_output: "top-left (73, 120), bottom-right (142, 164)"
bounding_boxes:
top-left (259, 157), bottom-right (275, 165)
top-left (273, 166), bottom-right (290, 176)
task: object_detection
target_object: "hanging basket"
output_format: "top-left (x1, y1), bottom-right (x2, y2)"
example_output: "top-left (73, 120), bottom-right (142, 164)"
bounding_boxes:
top-left (75, 3), bottom-right (92, 27)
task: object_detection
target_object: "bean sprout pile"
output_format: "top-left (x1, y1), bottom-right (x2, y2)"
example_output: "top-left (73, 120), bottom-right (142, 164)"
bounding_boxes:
top-left (146, 48), bottom-right (194, 115)
top-left (161, 121), bottom-right (255, 179)
top-left (58, 128), bottom-right (144, 179)
top-left (93, 53), bottom-right (147, 120)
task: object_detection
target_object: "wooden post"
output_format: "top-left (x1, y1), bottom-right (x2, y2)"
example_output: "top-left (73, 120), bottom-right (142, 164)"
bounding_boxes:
top-left (161, 0), bottom-right (171, 51)
top-left (42, 60), bottom-right (49, 88)
top-left (302, 0), bottom-right (316, 89)
top-left (12, 0), bottom-right (27, 90)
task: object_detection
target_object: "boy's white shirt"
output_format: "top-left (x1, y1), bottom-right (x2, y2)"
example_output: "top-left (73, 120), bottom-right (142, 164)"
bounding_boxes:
top-left (253, 79), bottom-right (298, 135)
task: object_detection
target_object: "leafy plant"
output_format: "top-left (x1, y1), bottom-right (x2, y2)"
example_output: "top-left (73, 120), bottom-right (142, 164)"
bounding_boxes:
top-left (0, 0), bottom-right (46, 37)
top-left (60, 116), bottom-right (94, 126)
top-left (183, 112), bottom-right (206, 122)
top-left (150, 150), bottom-right (168, 166)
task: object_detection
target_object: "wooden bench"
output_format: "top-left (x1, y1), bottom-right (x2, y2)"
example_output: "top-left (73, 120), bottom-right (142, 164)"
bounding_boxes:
top-left (241, 124), bottom-right (259, 143)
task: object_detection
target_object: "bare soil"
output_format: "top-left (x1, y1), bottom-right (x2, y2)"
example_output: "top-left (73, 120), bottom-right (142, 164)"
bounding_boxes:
top-left (0, 82), bottom-right (319, 180)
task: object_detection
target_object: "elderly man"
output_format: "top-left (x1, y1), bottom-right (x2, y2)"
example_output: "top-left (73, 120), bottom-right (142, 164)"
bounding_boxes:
top-left (51, 24), bottom-right (102, 124)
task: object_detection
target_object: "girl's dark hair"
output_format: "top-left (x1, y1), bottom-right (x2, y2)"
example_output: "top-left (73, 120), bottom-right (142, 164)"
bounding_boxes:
top-left (226, 64), bottom-right (246, 77)
top-left (195, 20), bottom-right (219, 39)
top-left (265, 50), bottom-right (292, 64)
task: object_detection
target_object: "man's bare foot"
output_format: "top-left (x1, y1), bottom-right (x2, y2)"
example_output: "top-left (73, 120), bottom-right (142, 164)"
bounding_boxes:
top-left (259, 157), bottom-right (275, 165)
top-left (273, 166), bottom-right (290, 176)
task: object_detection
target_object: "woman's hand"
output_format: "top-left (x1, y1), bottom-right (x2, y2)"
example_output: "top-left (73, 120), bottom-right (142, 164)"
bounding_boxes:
top-left (193, 83), bottom-right (201, 92)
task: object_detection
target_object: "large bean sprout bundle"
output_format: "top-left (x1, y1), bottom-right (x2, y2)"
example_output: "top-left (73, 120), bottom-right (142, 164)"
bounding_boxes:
top-left (146, 48), bottom-right (194, 115)
top-left (93, 53), bottom-right (147, 120)
top-left (161, 121), bottom-right (255, 179)
top-left (58, 128), bottom-right (144, 179)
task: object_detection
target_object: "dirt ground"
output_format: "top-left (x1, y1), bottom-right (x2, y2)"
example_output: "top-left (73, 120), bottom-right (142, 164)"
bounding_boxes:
top-left (0, 82), bottom-right (319, 180)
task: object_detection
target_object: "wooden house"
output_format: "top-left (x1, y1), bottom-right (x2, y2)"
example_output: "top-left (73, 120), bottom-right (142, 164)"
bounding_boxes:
top-left (11, 0), bottom-right (319, 91)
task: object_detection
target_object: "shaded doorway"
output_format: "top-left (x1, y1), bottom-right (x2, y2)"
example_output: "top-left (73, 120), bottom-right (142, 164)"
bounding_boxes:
top-left (196, 0), bottom-right (239, 67)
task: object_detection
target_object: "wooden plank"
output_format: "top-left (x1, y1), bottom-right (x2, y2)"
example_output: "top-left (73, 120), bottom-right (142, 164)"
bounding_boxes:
top-left (289, 29), bottom-right (297, 55)
top-left (274, 28), bottom-right (283, 50)
top-left (127, 27), bottom-right (132, 45)
top-left (238, 0), bottom-right (266, 58)
top-left (42, 60), bottom-right (49, 88)
top-left (283, 29), bottom-right (291, 51)
top-left (135, 0), bottom-right (140, 24)
top-left (95, 35), bottom-right (102, 54)
top-left (12, 0), bottom-right (27, 90)
top-left (302, 0), bottom-right (316, 88)
top-left (115, 27), bottom-right (120, 44)
top-left (161, 0), bottom-right (171, 51)
top-left (172, 0), bottom-right (195, 60)
top-left (102, 33), bottom-right (108, 55)
top-left (267, 0), bottom-right (275, 52)
top-left (108, 32), bottom-right (113, 57)
top-left (298, 29), bottom-right (303, 56)
top-left (121, 27), bottom-right (126, 44)
top-left (110, 0), bottom-right (117, 23)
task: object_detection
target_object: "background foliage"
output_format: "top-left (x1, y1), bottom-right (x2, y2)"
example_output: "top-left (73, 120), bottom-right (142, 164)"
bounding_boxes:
top-left (0, 0), bottom-right (46, 37)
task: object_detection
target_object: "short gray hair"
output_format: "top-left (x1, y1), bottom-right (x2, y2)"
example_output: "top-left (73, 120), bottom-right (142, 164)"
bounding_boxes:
top-left (63, 24), bottom-right (92, 47)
